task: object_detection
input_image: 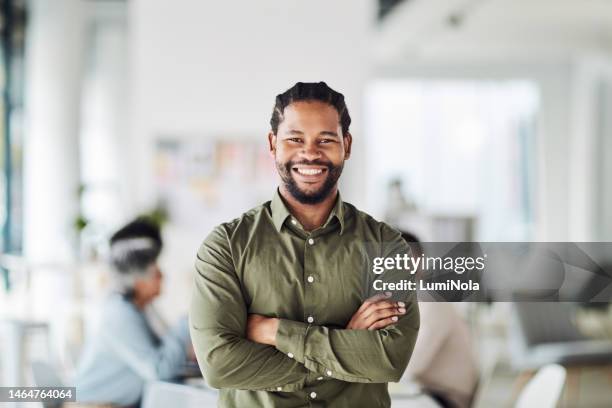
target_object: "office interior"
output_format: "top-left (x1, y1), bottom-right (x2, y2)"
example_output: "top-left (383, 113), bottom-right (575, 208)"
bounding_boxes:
top-left (1, 0), bottom-right (612, 406)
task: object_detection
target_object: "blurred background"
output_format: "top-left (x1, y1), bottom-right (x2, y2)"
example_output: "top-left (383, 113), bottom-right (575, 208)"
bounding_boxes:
top-left (1, 0), bottom-right (612, 406)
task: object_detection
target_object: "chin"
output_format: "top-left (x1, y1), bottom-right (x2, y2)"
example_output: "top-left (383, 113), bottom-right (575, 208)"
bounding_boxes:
top-left (297, 189), bottom-right (326, 199)
top-left (299, 188), bottom-right (323, 197)
top-left (295, 182), bottom-right (325, 194)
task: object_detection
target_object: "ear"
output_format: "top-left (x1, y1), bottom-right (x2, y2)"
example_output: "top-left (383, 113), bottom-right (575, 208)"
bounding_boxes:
top-left (267, 131), bottom-right (277, 158)
top-left (343, 132), bottom-right (352, 160)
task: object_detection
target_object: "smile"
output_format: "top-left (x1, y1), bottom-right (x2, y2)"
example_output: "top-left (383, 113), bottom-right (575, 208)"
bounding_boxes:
top-left (290, 166), bottom-right (328, 183)
top-left (296, 168), bottom-right (323, 175)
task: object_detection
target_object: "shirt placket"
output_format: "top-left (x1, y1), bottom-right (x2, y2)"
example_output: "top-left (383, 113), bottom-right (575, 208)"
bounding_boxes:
top-left (303, 229), bottom-right (322, 401)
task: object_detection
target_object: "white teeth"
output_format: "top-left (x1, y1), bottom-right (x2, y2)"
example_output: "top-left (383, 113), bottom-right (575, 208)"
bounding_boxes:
top-left (296, 168), bottom-right (323, 175)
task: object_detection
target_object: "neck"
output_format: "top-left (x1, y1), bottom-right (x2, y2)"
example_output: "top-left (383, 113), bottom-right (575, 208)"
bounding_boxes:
top-left (131, 293), bottom-right (149, 310)
top-left (279, 186), bottom-right (338, 232)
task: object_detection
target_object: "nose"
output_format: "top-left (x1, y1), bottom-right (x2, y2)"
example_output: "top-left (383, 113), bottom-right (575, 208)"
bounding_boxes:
top-left (300, 140), bottom-right (321, 161)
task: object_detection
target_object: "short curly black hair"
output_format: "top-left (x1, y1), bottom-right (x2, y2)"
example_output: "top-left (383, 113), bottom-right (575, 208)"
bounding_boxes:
top-left (270, 82), bottom-right (351, 135)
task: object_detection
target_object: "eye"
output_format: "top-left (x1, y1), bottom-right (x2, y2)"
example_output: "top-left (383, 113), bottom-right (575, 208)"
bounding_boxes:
top-left (319, 139), bottom-right (335, 144)
top-left (288, 138), bottom-right (303, 143)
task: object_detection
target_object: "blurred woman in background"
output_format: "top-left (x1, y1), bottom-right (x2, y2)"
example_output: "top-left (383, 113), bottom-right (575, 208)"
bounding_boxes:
top-left (73, 219), bottom-right (191, 407)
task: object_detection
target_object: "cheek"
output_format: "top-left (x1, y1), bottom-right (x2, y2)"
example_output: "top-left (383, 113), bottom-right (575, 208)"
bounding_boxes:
top-left (144, 280), bottom-right (159, 295)
top-left (324, 146), bottom-right (345, 162)
top-left (276, 143), bottom-right (297, 158)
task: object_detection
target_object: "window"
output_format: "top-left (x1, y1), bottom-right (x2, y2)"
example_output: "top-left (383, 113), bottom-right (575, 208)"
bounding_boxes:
top-left (1, 0), bottom-right (26, 289)
top-left (365, 79), bottom-right (539, 241)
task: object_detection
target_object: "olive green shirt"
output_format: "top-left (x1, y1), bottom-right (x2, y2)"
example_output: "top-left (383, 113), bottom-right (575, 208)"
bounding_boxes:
top-left (190, 191), bottom-right (419, 408)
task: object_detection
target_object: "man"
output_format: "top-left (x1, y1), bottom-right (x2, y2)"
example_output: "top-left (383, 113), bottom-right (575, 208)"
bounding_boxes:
top-left (190, 82), bottom-right (419, 407)
top-left (74, 219), bottom-right (191, 407)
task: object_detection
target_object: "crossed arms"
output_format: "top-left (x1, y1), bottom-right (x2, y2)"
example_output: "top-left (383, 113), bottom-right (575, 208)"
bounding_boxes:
top-left (189, 226), bottom-right (420, 391)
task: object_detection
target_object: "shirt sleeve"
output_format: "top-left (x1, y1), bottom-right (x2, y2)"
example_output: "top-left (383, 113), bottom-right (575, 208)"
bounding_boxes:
top-left (189, 225), bottom-right (310, 391)
top-left (274, 225), bottom-right (420, 383)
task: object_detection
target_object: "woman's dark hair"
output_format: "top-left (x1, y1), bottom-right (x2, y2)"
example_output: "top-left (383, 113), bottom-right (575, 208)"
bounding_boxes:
top-left (109, 218), bottom-right (162, 275)
top-left (270, 82), bottom-right (351, 135)
top-left (110, 217), bottom-right (162, 249)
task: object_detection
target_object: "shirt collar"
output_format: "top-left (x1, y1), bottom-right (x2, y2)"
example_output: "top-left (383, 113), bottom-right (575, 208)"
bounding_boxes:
top-left (271, 189), bottom-right (345, 235)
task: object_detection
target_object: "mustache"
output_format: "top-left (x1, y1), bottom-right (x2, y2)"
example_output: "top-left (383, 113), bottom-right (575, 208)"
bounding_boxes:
top-left (285, 159), bottom-right (334, 170)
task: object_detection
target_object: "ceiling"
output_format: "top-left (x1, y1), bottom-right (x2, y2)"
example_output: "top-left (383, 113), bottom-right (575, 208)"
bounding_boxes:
top-left (376, 0), bottom-right (612, 64)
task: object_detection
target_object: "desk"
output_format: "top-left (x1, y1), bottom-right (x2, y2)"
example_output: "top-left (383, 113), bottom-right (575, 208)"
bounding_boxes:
top-left (0, 319), bottom-right (50, 386)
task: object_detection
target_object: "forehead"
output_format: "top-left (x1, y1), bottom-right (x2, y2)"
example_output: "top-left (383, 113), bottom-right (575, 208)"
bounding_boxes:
top-left (280, 101), bottom-right (340, 131)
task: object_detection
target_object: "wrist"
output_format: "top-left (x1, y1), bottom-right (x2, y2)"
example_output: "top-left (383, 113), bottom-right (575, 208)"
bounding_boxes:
top-left (266, 318), bottom-right (279, 346)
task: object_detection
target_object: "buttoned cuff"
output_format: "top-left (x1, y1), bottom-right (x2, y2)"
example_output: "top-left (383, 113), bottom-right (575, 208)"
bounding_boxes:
top-left (275, 319), bottom-right (308, 364)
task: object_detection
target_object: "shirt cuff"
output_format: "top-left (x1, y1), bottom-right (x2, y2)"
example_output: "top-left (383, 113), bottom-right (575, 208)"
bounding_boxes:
top-left (275, 319), bottom-right (308, 364)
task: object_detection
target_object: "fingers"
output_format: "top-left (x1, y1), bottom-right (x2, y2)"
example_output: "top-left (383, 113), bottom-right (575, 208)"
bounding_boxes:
top-left (362, 306), bottom-right (406, 328)
top-left (368, 316), bottom-right (399, 330)
top-left (357, 292), bottom-right (392, 313)
top-left (346, 305), bottom-right (406, 330)
top-left (362, 300), bottom-right (406, 321)
top-left (347, 293), bottom-right (409, 330)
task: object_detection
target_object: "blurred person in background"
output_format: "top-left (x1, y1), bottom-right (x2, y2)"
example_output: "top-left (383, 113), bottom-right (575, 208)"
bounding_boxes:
top-left (73, 219), bottom-right (192, 407)
top-left (400, 231), bottom-right (479, 408)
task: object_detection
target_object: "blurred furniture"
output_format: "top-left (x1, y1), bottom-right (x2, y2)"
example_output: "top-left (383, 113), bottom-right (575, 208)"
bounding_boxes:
top-left (141, 381), bottom-right (218, 408)
top-left (31, 360), bottom-right (64, 387)
top-left (31, 360), bottom-right (64, 408)
top-left (390, 394), bottom-right (443, 408)
top-left (0, 254), bottom-right (30, 288)
top-left (1, 255), bottom-right (88, 375)
top-left (392, 212), bottom-right (476, 242)
top-left (514, 364), bottom-right (566, 408)
top-left (0, 319), bottom-right (50, 386)
top-left (471, 345), bottom-right (502, 408)
top-left (389, 381), bottom-right (443, 407)
top-left (509, 303), bottom-right (612, 369)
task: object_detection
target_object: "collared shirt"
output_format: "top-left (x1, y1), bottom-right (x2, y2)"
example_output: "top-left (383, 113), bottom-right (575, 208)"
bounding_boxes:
top-left (190, 190), bottom-right (419, 408)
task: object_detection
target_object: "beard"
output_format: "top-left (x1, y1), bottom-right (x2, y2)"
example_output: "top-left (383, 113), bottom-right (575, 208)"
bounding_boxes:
top-left (276, 158), bottom-right (343, 205)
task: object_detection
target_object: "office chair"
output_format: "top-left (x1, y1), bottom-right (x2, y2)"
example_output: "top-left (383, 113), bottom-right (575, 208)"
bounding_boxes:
top-left (30, 360), bottom-right (64, 408)
top-left (514, 364), bottom-right (566, 408)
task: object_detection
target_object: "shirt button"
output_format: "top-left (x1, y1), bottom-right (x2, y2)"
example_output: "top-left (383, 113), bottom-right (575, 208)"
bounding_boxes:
top-left (310, 392), bottom-right (317, 399)
top-left (308, 238), bottom-right (315, 245)
top-left (277, 386), bottom-right (282, 391)
top-left (307, 275), bottom-right (314, 283)
top-left (326, 369), bottom-right (332, 376)
top-left (287, 352), bottom-right (294, 359)
top-left (307, 316), bottom-right (314, 323)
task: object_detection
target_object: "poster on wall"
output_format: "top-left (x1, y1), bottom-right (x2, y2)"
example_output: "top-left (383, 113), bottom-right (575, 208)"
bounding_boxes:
top-left (154, 136), bottom-right (277, 230)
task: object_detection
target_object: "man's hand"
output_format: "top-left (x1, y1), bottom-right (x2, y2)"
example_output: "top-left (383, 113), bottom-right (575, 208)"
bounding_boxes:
top-left (246, 314), bottom-right (279, 346)
top-left (346, 292), bottom-right (406, 330)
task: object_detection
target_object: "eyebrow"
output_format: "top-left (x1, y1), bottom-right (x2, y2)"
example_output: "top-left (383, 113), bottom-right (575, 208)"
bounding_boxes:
top-left (319, 131), bottom-right (339, 137)
top-left (285, 129), bottom-right (339, 137)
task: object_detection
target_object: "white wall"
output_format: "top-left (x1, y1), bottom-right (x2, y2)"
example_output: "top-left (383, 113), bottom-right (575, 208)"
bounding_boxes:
top-left (128, 0), bottom-right (373, 209)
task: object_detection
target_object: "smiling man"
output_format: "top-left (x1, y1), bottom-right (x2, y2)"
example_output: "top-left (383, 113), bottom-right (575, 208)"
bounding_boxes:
top-left (190, 82), bottom-right (419, 407)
